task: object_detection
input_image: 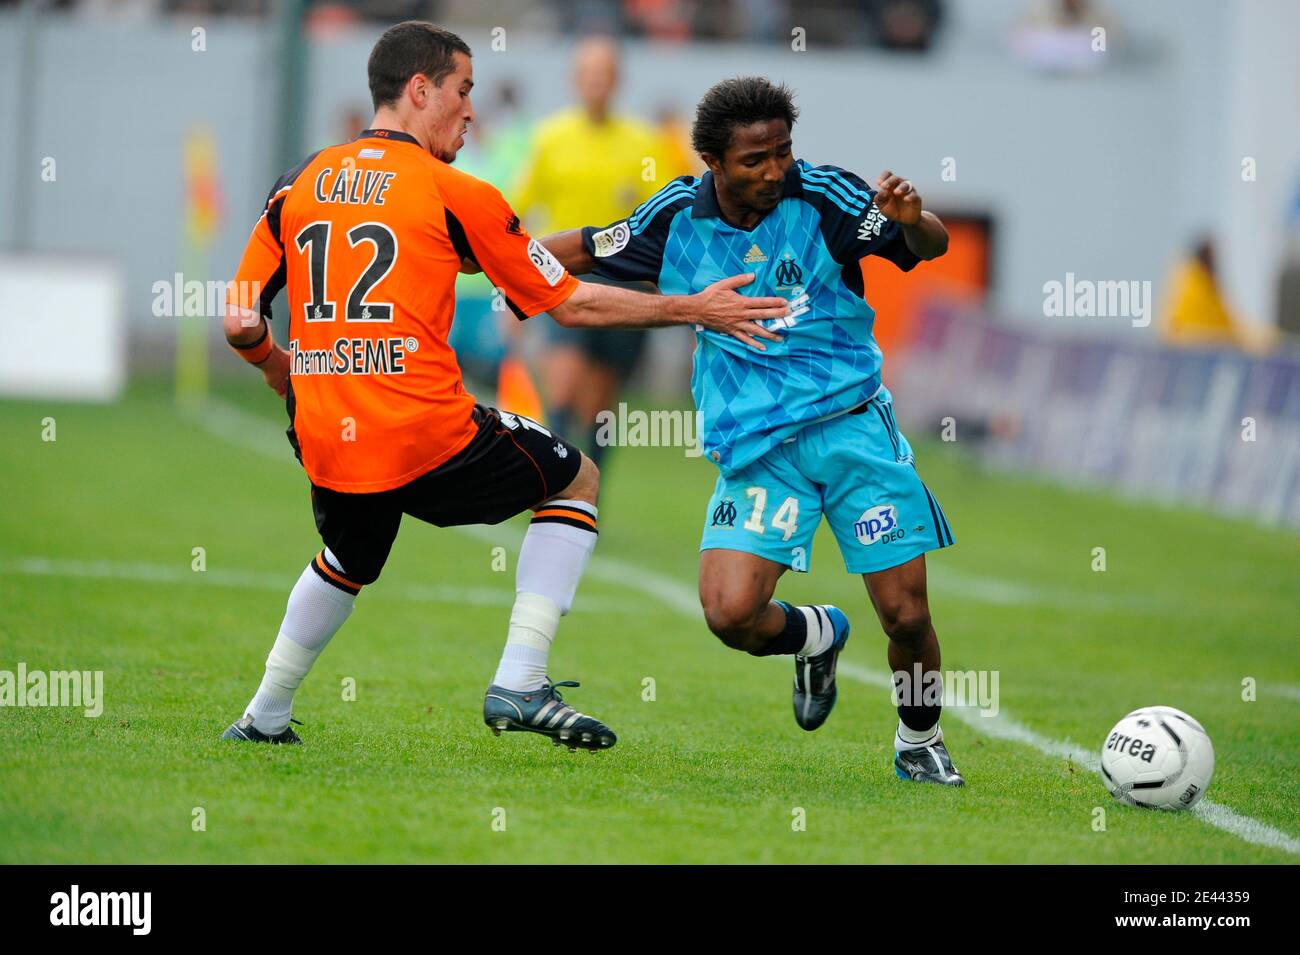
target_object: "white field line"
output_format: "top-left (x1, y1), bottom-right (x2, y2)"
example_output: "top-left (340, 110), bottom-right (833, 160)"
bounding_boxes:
top-left (196, 398), bottom-right (1300, 856)
top-left (835, 662), bottom-right (1300, 855)
top-left (926, 565), bottom-right (1170, 612)
top-left (454, 523), bottom-right (703, 617)
top-left (197, 400), bottom-right (1150, 614)
top-left (3, 555), bottom-right (633, 615)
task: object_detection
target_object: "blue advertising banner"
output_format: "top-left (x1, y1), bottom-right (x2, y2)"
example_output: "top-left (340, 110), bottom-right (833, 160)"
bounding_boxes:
top-left (893, 307), bottom-right (1300, 529)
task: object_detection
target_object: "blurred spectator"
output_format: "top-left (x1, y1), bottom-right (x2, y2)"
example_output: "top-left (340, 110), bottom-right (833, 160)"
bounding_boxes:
top-left (159, 0), bottom-right (267, 15)
top-left (1012, 0), bottom-right (1116, 73)
top-left (730, 0), bottom-right (783, 43)
top-left (1277, 245), bottom-right (1300, 339)
top-left (653, 101), bottom-right (698, 181)
top-left (302, 1), bottom-right (442, 32)
top-left (512, 35), bottom-right (669, 464)
top-left (1159, 238), bottom-right (1244, 347)
top-left (467, 81), bottom-right (533, 189)
top-left (338, 104), bottom-right (369, 142)
top-left (448, 82), bottom-right (538, 406)
top-left (864, 0), bottom-right (944, 52)
top-left (625, 0), bottom-right (692, 41)
top-left (1277, 175), bottom-right (1300, 338)
top-left (303, 2), bottom-right (360, 35)
top-left (79, 0), bottom-right (163, 22)
top-left (553, 0), bottom-right (628, 36)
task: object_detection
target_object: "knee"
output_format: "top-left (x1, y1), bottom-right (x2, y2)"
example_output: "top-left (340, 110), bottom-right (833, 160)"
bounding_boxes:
top-left (554, 453), bottom-right (599, 505)
top-left (316, 548), bottom-right (379, 589)
top-left (701, 594), bottom-right (766, 652)
top-left (878, 597), bottom-right (932, 650)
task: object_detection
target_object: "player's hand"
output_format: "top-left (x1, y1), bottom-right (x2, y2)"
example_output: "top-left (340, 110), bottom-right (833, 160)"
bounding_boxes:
top-left (873, 170), bottom-right (923, 226)
top-left (691, 273), bottom-right (789, 350)
top-left (257, 345), bottom-right (291, 398)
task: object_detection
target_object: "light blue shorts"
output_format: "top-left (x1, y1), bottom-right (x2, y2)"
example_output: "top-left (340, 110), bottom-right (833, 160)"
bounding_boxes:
top-left (699, 387), bottom-right (953, 574)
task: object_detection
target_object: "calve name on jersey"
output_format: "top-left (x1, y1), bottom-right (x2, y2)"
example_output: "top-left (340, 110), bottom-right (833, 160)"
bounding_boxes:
top-left (313, 167), bottom-right (397, 206)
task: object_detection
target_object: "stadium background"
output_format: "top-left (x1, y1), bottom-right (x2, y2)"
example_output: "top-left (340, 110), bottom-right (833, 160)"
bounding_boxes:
top-left (0, 0), bottom-right (1297, 863)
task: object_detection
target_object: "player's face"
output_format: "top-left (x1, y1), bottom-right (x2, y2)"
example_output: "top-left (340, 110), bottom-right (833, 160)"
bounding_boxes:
top-left (425, 53), bottom-right (475, 163)
top-left (710, 120), bottom-right (794, 214)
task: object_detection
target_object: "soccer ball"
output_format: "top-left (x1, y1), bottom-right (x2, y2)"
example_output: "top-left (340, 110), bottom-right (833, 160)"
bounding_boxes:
top-left (1100, 706), bottom-right (1214, 810)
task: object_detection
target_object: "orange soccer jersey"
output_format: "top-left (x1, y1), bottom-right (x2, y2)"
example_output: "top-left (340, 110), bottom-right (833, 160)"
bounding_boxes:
top-left (228, 128), bottom-right (579, 493)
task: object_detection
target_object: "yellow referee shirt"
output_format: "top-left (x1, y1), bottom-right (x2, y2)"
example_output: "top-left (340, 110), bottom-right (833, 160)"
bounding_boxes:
top-left (512, 107), bottom-right (678, 236)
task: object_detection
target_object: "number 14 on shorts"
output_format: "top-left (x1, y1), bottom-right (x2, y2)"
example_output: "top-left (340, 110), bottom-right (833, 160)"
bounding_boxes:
top-left (743, 486), bottom-right (799, 541)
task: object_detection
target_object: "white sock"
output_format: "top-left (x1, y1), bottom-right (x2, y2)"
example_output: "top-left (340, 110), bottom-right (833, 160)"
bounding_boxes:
top-left (895, 721), bottom-right (942, 751)
top-left (514, 500), bottom-right (598, 613)
top-left (796, 605), bottom-right (836, 657)
top-left (492, 592), bottom-right (562, 691)
top-left (492, 500), bottom-right (598, 691)
top-left (245, 554), bottom-right (357, 734)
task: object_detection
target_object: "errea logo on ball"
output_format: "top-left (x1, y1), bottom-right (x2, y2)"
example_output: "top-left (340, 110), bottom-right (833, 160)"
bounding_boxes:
top-left (854, 504), bottom-right (903, 545)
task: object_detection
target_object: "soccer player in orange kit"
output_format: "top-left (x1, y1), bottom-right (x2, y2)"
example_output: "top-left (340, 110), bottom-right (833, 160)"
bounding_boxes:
top-left (220, 21), bottom-right (788, 751)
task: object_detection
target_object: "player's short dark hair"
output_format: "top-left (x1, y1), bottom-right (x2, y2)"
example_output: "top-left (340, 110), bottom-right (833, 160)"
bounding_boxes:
top-left (368, 21), bottom-right (472, 110)
top-left (691, 76), bottom-right (799, 160)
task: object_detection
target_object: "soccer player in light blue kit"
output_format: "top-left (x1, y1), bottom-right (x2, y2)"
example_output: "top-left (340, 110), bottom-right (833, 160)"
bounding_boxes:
top-left (541, 77), bottom-right (962, 785)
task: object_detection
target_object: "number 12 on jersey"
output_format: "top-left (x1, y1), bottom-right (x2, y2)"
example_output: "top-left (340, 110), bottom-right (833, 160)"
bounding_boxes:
top-left (295, 221), bottom-right (398, 323)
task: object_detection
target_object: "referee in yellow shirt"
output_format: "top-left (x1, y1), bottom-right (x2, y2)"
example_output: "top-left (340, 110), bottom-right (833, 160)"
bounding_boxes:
top-left (513, 36), bottom-right (687, 464)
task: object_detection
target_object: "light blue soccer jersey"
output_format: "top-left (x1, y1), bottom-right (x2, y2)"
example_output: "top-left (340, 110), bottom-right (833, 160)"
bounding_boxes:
top-left (580, 159), bottom-right (920, 476)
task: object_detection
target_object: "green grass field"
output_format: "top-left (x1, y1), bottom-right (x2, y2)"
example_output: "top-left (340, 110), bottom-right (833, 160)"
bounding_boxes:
top-left (1, 379), bottom-right (1297, 863)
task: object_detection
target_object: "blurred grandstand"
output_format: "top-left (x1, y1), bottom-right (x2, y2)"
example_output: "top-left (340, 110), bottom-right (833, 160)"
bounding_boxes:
top-left (1, 0), bottom-right (1297, 527)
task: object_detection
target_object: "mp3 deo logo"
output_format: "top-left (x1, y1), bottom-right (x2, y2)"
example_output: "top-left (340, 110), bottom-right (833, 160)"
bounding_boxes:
top-left (854, 504), bottom-right (903, 546)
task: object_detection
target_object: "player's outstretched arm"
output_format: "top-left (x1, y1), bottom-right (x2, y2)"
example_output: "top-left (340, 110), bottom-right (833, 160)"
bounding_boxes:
top-left (549, 273), bottom-right (789, 350)
top-left (224, 303), bottom-right (290, 397)
top-left (873, 170), bottom-right (949, 261)
top-left (539, 229), bottom-right (596, 276)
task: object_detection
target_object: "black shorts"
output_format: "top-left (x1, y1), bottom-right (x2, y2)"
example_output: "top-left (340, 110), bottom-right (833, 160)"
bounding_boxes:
top-left (309, 405), bottom-right (582, 587)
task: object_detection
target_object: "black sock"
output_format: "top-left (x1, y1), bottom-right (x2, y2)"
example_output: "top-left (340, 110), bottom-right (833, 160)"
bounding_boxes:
top-left (895, 669), bottom-right (942, 740)
top-left (898, 705), bottom-right (941, 738)
top-left (748, 601), bottom-right (806, 657)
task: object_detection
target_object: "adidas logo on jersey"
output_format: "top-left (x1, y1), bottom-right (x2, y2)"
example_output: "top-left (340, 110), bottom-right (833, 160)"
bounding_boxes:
top-left (743, 244), bottom-right (768, 264)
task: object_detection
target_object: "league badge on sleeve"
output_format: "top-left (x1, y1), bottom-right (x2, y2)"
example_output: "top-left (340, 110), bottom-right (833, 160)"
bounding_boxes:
top-left (527, 238), bottom-right (566, 286)
top-left (591, 221), bottom-right (631, 258)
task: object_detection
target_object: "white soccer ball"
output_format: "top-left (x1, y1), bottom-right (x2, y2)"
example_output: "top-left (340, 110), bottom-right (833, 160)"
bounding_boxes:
top-left (1100, 706), bottom-right (1214, 810)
